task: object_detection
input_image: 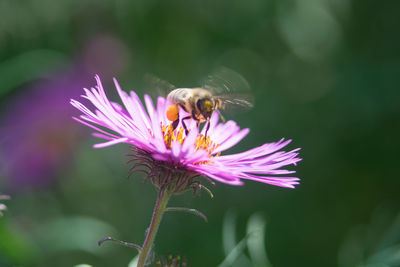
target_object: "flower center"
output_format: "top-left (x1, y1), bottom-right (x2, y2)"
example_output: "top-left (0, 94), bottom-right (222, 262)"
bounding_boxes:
top-left (161, 123), bottom-right (219, 156)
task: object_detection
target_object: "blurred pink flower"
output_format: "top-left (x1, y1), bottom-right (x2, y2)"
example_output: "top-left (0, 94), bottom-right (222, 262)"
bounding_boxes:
top-left (1, 72), bottom-right (85, 189)
top-left (1, 35), bottom-right (130, 190)
top-left (71, 75), bottom-right (301, 189)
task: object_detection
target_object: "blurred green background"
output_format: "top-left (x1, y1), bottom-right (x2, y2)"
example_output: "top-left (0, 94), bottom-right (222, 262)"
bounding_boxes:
top-left (1, 0), bottom-right (400, 266)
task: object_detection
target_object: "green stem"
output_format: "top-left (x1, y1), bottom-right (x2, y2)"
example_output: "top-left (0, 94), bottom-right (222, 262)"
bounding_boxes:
top-left (137, 189), bottom-right (171, 267)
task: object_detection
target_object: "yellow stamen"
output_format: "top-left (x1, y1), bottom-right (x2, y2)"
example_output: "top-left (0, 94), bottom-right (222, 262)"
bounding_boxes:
top-left (160, 123), bottom-right (219, 157)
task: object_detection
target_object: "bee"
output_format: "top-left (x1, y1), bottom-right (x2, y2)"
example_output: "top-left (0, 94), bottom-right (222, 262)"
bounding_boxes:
top-left (146, 67), bottom-right (254, 138)
top-left (166, 88), bottom-right (224, 137)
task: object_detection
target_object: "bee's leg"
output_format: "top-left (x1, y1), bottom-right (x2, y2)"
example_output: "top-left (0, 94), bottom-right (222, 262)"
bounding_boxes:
top-left (204, 120), bottom-right (211, 139)
top-left (172, 119), bottom-right (179, 130)
top-left (181, 116), bottom-right (192, 135)
top-left (192, 110), bottom-right (199, 129)
top-left (218, 111), bottom-right (226, 122)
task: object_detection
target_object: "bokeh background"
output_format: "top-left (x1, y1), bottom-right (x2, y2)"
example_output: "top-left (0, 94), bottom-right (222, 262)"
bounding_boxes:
top-left (1, 0), bottom-right (399, 266)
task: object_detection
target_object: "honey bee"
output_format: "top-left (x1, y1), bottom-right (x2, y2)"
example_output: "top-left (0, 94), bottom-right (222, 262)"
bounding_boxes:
top-left (146, 67), bottom-right (253, 137)
top-left (166, 88), bottom-right (224, 136)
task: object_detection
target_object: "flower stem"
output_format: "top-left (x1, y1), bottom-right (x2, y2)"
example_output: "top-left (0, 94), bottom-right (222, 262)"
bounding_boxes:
top-left (137, 188), bottom-right (171, 267)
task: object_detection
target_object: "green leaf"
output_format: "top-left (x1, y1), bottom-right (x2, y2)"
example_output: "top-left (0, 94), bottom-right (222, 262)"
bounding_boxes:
top-left (0, 49), bottom-right (67, 96)
top-left (32, 216), bottom-right (118, 255)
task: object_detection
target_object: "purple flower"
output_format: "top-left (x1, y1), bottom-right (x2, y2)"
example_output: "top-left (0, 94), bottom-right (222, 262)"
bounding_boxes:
top-left (71, 75), bottom-right (301, 190)
top-left (1, 35), bottom-right (130, 190)
top-left (1, 73), bottom-right (84, 189)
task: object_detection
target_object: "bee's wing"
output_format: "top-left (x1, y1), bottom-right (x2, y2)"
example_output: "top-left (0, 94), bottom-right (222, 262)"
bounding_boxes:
top-left (217, 93), bottom-right (254, 113)
top-left (201, 66), bottom-right (254, 114)
top-left (143, 73), bottom-right (176, 99)
top-left (201, 66), bottom-right (251, 95)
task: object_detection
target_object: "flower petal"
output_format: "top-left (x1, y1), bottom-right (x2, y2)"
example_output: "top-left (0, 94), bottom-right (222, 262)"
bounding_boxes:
top-left (71, 75), bottom-right (302, 189)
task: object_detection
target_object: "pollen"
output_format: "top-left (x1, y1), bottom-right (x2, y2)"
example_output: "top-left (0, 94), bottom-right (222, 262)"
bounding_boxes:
top-left (161, 123), bottom-right (220, 156)
top-left (194, 134), bottom-right (220, 155)
top-left (166, 105), bottom-right (179, 121)
top-left (161, 123), bottom-right (185, 148)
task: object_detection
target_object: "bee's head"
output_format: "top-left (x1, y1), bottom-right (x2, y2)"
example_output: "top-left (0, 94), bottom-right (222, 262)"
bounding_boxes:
top-left (197, 98), bottom-right (215, 119)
